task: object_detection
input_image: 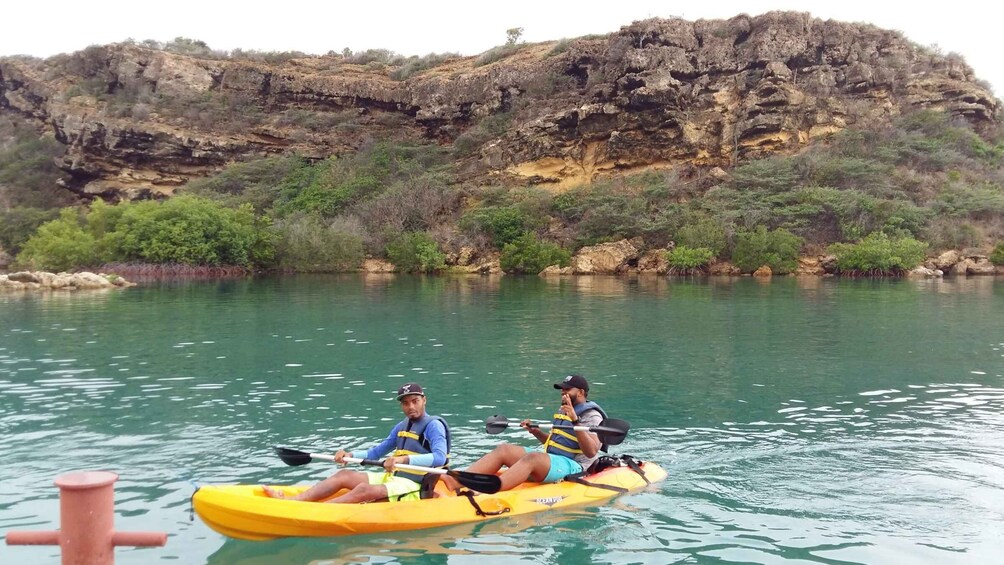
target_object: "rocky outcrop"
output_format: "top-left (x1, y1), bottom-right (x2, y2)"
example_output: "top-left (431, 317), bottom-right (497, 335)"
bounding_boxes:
top-left (907, 266), bottom-right (942, 277)
top-left (0, 271), bottom-right (135, 290)
top-left (924, 251), bottom-right (1000, 276)
top-left (1, 11), bottom-right (998, 200)
top-left (571, 240), bottom-right (639, 274)
top-left (360, 258), bottom-right (395, 273)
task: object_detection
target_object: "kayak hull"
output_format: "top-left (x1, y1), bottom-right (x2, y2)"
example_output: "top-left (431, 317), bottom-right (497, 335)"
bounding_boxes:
top-left (194, 460), bottom-right (666, 540)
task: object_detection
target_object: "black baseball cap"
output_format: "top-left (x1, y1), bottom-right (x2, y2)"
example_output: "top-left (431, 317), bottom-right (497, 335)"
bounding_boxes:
top-left (554, 374), bottom-right (589, 392)
top-left (396, 382), bottom-right (425, 400)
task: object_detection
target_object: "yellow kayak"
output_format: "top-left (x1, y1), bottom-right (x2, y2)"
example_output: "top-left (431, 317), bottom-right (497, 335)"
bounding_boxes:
top-left (194, 457), bottom-right (666, 540)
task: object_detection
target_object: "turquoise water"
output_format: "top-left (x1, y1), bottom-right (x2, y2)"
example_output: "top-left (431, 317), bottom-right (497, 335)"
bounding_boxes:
top-left (1, 275), bottom-right (1002, 564)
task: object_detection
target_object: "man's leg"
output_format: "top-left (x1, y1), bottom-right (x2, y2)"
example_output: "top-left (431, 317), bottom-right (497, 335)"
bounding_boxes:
top-left (496, 451), bottom-right (551, 491)
top-left (328, 482), bottom-right (390, 503)
top-left (262, 469), bottom-right (369, 501)
top-left (442, 444), bottom-right (528, 491)
top-left (466, 444), bottom-right (528, 474)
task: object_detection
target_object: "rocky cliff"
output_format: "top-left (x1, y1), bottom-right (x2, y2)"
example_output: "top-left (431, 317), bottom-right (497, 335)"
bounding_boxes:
top-left (0, 11), bottom-right (998, 201)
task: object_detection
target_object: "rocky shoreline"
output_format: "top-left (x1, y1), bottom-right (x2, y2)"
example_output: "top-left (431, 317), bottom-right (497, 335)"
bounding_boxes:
top-left (365, 239), bottom-right (1004, 277)
top-left (1, 244), bottom-right (999, 289)
top-left (0, 271), bottom-right (136, 291)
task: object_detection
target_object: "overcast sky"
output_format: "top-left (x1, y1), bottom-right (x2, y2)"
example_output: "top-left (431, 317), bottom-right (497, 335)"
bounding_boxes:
top-left (2, 1), bottom-right (1000, 94)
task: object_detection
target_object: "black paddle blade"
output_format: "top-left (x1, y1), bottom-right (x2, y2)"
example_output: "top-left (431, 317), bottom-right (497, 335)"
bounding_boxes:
top-left (485, 414), bottom-right (510, 435)
top-left (594, 418), bottom-right (631, 445)
top-left (274, 446), bottom-right (313, 466)
top-left (449, 469), bottom-right (502, 494)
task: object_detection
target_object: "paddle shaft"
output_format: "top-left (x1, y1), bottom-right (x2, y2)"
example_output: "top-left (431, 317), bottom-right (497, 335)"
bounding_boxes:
top-left (303, 454), bottom-right (451, 476)
top-left (533, 422), bottom-right (599, 433)
top-left (514, 421), bottom-right (622, 434)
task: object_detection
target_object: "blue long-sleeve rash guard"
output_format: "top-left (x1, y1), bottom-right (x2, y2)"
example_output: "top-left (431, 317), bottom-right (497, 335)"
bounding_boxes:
top-left (350, 418), bottom-right (448, 468)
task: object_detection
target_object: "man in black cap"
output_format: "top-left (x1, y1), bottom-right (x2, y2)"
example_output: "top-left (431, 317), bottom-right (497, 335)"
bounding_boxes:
top-left (263, 382), bottom-right (451, 503)
top-left (445, 373), bottom-right (606, 492)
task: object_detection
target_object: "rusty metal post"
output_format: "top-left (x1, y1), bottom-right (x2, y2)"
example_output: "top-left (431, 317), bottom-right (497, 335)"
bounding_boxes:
top-left (5, 471), bottom-right (166, 565)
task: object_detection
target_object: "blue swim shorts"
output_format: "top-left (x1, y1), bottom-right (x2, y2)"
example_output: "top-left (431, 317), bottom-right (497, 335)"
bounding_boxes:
top-left (543, 454), bottom-right (584, 483)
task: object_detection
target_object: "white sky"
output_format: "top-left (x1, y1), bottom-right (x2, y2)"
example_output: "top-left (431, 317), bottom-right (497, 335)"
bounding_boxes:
top-left (2, 1), bottom-right (1000, 95)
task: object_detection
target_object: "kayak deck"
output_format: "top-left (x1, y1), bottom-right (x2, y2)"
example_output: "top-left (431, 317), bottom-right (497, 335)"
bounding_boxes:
top-left (194, 459), bottom-right (666, 540)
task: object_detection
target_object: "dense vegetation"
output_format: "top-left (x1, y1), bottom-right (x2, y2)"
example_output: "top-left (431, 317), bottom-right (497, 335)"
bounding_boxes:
top-left (15, 198), bottom-right (271, 272)
top-left (0, 118), bottom-right (75, 254)
top-left (3, 110), bottom-right (1003, 275)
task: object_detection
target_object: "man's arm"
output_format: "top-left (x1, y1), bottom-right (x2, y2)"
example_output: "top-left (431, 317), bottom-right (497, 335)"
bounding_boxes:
top-left (357, 422), bottom-right (402, 460)
top-left (573, 409), bottom-right (603, 458)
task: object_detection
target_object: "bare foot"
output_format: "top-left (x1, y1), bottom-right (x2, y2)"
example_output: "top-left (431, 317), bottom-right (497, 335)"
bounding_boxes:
top-left (261, 485), bottom-right (291, 499)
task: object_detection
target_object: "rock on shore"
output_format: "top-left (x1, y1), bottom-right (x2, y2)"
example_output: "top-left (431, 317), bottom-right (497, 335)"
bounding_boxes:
top-left (0, 271), bottom-right (136, 290)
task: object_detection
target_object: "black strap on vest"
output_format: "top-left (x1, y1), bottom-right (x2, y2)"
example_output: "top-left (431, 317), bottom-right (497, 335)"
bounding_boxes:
top-left (457, 489), bottom-right (511, 517)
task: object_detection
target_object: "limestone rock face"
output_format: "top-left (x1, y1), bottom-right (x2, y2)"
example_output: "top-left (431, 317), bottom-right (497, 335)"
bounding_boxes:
top-left (709, 261), bottom-right (742, 276)
top-left (571, 239), bottom-right (639, 274)
top-left (1, 11), bottom-right (997, 200)
top-left (795, 256), bottom-right (825, 276)
top-left (968, 259), bottom-right (997, 275)
top-left (0, 271), bottom-right (134, 290)
top-left (635, 249), bottom-right (670, 274)
top-left (933, 250), bottom-right (962, 270)
top-left (361, 258), bottom-right (396, 273)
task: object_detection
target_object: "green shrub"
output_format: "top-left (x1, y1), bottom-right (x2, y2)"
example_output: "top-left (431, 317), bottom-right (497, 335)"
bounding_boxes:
top-left (550, 183), bottom-right (649, 246)
top-left (15, 208), bottom-right (100, 271)
top-left (827, 232), bottom-right (927, 275)
top-left (0, 133), bottom-right (74, 209)
top-left (349, 173), bottom-right (459, 251)
top-left (989, 242), bottom-right (1004, 266)
top-left (931, 184), bottom-right (1004, 219)
top-left (461, 206), bottom-right (532, 247)
top-left (0, 207), bottom-right (59, 253)
top-left (667, 246), bottom-right (714, 273)
top-left (273, 214), bottom-right (364, 272)
top-left (386, 232), bottom-right (446, 273)
top-left (728, 158), bottom-right (800, 194)
top-left (675, 220), bottom-right (727, 257)
top-left (500, 233), bottom-right (571, 274)
top-left (108, 197), bottom-right (271, 266)
top-left (187, 143), bottom-right (453, 220)
top-left (923, 219), bottom-right (984, 250)
top-left (17, 197), bottom-right (275, 270)
top-left (731, 227), bottom-right (803, 274)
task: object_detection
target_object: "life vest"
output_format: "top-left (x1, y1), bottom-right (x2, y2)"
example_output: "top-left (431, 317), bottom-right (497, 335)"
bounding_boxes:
top-left (544, 401), bottom-right (608, 459)
top-left (392, 413), bottom-right (451, 482)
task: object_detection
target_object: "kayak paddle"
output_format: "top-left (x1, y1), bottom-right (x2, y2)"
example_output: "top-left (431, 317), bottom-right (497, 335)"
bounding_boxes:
top-left (484, 414), bottom-right (631, 445)
top-left (273, 447), bottom-right (502, 494)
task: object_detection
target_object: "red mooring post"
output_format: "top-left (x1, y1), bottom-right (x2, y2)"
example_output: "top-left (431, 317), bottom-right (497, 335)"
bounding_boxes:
top-left (5, 471), bottom-right (166, 565)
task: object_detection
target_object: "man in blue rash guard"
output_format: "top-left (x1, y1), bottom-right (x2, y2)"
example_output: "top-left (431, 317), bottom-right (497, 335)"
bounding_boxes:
top-left (263, 382), bottom-right (451, 503)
